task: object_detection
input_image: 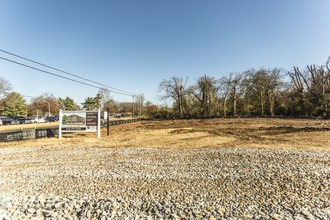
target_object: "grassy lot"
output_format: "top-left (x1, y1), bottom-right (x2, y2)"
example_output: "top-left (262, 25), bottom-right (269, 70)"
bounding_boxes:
top-left (0, 118), bottom-right (329, 151)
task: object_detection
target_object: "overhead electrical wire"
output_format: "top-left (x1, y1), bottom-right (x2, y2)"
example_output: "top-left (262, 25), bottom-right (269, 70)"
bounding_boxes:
top-left (0, 49), bottom-right (135, 96)
top-left (0, 56), bottom-right (133, 97)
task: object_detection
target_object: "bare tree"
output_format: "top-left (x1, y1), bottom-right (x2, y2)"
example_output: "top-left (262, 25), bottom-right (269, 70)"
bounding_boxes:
top-left (218, 74), bottom-right (233, 117)
top-left (28, 93), bottom-right (60, 116)
top-left (159, 76), bottom-right (188, 117)
top-left (267, 69), bottom-right (282, 116)
top-left (98, 88), bottom-right (111, 111)
top-left (231, 72), bottom-right (245, 117)
top-left (135, 93), bottom-right (145, 117)
top-left (189, 75), bottom-right (217, 117)
top-left (0, 77), bottom-right (12, 98)
top-left (244, 69), bottom-right (281, 116)
top-left (287, 67), bottom-right (306, 115)
top-left (289, 64), bottom-right (330, 116)
top-left (288, 67), bottom-right (304, 93)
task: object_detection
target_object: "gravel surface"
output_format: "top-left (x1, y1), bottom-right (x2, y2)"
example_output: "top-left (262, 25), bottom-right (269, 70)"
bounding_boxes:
top-left (0, 146), bottom-right (329, 219)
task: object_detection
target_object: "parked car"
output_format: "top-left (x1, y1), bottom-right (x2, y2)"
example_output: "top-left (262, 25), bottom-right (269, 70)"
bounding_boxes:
top-left (114, 113), bottom-right (122, 118)
top-left (17, 117), bottom-right (33, 124)
top-left (0, 116), bottom-right (19, 125)
top-left (11, 118), bottom-right (20, 125)
top-left (46, 116), bottom-right (59, 122)
top-left (0, 116), bottom-right (8, 125)
top-left (30, 117), bottom-right (47, 123)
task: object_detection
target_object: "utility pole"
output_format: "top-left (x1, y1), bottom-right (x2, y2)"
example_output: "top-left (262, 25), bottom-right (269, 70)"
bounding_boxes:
top-left (107, 107), bottom-right (110, 136)
top-left (44, 101), bottom-right (51, 116)
top-left (132, 95), bottom-right (135, 118)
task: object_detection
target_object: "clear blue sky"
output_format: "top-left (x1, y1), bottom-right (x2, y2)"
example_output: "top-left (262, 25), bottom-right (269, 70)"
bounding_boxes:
top-left (0, 0), bottom-right (329, 105)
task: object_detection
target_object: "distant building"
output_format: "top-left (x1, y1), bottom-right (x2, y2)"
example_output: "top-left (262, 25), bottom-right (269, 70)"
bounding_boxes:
top-left (67, 114), bottom-right (85, 123)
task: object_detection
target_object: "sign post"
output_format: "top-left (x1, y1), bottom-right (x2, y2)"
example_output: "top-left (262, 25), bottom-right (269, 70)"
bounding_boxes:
top-left (59, 110), bottom-right (62, 139)
top-left (59, 109), bottom-right (101, 139)
top-left (98, 109), bottom-right (101, 139)
top-left (107, 107), bottom-right (110, 136)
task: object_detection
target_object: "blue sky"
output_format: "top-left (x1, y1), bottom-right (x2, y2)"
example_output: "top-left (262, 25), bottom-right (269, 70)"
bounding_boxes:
top-left (0, 0), bottom-right (329, 105)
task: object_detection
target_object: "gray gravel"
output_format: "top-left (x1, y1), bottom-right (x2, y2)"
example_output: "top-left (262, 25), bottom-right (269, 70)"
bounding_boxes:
top-left (0, 146), bottom-right (329, 219)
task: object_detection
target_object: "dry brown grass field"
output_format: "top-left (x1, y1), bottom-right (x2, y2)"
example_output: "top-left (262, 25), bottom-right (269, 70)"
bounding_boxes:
top-left (1, 118), bottom-right (329, 150)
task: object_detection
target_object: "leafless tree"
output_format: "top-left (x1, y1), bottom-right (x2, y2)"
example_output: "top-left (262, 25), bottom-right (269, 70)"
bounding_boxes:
top-left (230, 72), bottom-right (245, 117)
top-left (0, 77), bottom-right (12, 98)
top-left (98, 88), bottom-right (111, 111)
top-left (28, 93), bottom-right (60, 116)
top-left (135, 93), bottom-right (145, 117)
top-left (159, 76), bottom-right (188, 117)
top-left (288, 67), bottom-right (304, 93)
top-left (189, 75), bottom-right (217, 117)
top-left (245, 69), bottom-right (281, 116)
top-left (289, 64), bottom-right (330, 116)
top-left (218, 74), bottom-right (233, 117)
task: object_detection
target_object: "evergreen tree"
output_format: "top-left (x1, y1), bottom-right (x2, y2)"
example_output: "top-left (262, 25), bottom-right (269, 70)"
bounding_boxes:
top-left (82, 95), bottom-right (102, 110)
top-left (1, 92), bottom-right (27, 116)
top-left (59, 97), bottom-right (76, 110)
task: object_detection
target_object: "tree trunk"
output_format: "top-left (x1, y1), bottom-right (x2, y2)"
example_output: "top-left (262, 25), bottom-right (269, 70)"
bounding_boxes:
top-left (233, 87), bottom-right (237, 117)
top-left (260, 91), bottom-right (264, 116)
top-left (223, 99), bottom-right (227, 117)
top-left (268, 91), bottom-right (275, 116)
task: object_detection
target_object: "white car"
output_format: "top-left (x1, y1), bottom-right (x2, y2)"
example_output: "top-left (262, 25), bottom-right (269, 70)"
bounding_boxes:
top-left (30, 117), bottom-right (47, 123)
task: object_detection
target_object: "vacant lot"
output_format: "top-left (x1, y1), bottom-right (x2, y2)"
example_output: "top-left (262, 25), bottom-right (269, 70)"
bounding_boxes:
top-left (1, 118), bottom-right (329, 150)
top-left (0, 118), bottom-right (329, 219)
top-left (104, 117), bottom-right (330, 150)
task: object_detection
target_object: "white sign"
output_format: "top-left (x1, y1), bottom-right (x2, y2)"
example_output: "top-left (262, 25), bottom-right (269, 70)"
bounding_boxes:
top-left (59, 110), bottom-right (101, 139)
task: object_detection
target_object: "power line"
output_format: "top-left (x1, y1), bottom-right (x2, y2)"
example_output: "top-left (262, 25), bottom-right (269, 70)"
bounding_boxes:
top-left (0, 56), bottom-right (133, 97)
top-left (0, 49), bottom-right (135, 96)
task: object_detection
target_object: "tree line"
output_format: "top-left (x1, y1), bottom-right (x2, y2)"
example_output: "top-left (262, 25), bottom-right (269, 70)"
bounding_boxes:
top-left (0, 79), bottom-right (155, 117)
top-left (158, 58), bottom-right (330, 119)
top-left (1, 58), bottom-right (329, 119)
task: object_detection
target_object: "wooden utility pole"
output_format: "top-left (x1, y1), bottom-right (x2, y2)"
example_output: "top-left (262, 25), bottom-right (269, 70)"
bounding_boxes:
top-left (132, 95), bottom-right (135, 117)
top-left (107, 107), bottom-right (110, 136)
